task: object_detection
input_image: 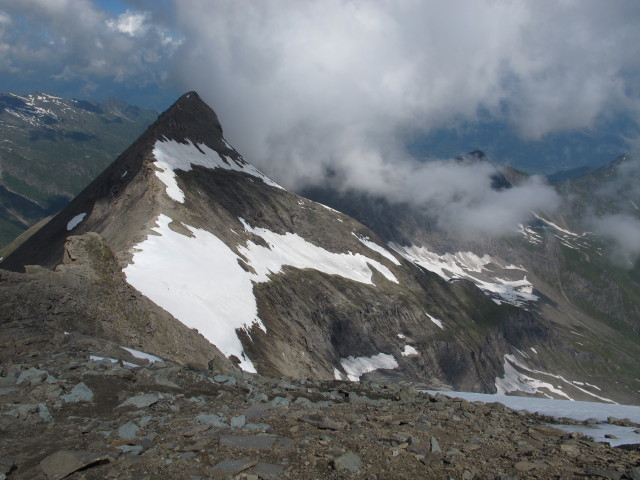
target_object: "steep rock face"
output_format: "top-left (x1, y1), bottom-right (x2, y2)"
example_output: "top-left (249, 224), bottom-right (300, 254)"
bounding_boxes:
top-left (2, 93), bottom-right (635, 401)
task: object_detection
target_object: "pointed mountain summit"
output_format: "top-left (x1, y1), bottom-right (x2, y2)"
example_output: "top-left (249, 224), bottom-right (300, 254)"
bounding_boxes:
top-left (2, 92), bottom-right (637, 402)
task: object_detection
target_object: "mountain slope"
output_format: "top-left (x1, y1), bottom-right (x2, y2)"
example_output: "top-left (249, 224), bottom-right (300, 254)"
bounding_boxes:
top-left (1, 93), bottom-right (637, 403)
top-left (0, 92), bottom-right (156, 247)
top-left (302, 155), bottom-right (640, 403)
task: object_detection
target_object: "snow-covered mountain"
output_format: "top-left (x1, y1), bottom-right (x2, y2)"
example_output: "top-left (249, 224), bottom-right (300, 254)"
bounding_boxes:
top-left (1, 92), bottom-right (638, 403)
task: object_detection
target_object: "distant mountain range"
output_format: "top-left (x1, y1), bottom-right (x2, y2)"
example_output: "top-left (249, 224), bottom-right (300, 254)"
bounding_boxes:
top-left (1, 92), bottom-right (638, 404)
top-left (0, 92), bottom-right (156, 249)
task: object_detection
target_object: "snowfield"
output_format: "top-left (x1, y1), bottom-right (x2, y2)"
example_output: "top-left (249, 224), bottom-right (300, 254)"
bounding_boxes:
top-left (426, 390), bottom-right (640, 447)
top-left (340, 353), bottom-right (399, 381)
top-left (152, 138), bottom-right (282, 203)
top-left (124, 214), bottom-right (400, 372)
top-left (495, 354), bottom-right (615, 403)
top-left (389, 243), bottom-right (537, 307)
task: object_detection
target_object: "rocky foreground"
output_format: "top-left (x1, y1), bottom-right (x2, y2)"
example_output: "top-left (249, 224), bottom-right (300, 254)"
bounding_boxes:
top-left (1, 335), bottom-right (639, 480)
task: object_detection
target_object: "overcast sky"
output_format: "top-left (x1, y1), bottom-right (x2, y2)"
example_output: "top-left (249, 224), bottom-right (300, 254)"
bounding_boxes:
top-left (1, 0), bottom-right (639, 240)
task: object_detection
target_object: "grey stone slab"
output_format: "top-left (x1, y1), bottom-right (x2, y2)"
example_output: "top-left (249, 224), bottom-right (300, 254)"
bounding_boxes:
top-left (196, 413), bottom-right (227, 427)
top-left (39, 450), bottom-right (110, 479)
top-left (219, 435), bottom-right (276, 449)
top-left (60, 383), bottom-right (94, 403)
top-left (118, 393), bottom-right (160, 409)
top-left (253, 461), bottom-right (285, 477)
top-left (210, 459), bottom-right (257, 475)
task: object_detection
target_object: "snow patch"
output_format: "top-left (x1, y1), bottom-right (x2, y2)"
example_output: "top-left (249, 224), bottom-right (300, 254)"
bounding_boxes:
top-left (354, 233), bottom-right (401, 265)
top-left (401, 345), bottom-right (419, 356)
top-left (152, 138), bottom-right (282, 203)
top-left (89, 355), bottom-right (138, 368)
top-left (390, 243), bottom-right (536, 307)
top-left (239, 219), bottom-right (398, 285)
top-left (495, 354), bottom-right (615, 403)
top-left (426, 312), bottom-right (444, 330)
top-left (121, 347), bottom-right (163, 364)
top-left (66, 213), bottom-right (86, 231)
top-left (340, 353), bottom-right (399, 381)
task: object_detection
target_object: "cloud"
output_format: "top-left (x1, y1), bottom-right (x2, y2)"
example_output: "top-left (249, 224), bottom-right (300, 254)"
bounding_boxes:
top-left (586, 157), bottom-right (640, 267)
top-left (0, 0), bottom-right (179, 88)
top-left (590, 214), bottom-right (640, 268)
top-left (1, 0), bottom-right (638, 236)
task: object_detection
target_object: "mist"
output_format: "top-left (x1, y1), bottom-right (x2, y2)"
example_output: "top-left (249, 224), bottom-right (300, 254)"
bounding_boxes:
top-left (166, 0), bottom-right (638, 236)
top-left (588, 158), bottom-right (640, 267)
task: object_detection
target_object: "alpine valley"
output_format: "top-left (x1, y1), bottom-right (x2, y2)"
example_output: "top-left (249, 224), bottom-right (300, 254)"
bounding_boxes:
top-left (1, 91), bottom-right (639, 409)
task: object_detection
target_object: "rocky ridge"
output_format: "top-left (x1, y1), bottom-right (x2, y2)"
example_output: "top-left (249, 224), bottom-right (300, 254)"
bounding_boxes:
top-left (1, 337), bottom-right (639, 480)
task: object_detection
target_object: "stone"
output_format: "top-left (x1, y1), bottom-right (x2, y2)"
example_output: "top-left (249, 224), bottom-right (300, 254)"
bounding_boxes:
top-left (514, 461), bottom-right (540, 472)
top-left (196, 413), bottom-right (227, 427)
top-left (60, 383), bottom-right (94, 403)
top-left (244, 423), bottom-right (271, 432)
top-left (269, 396), bottom-right (290, 407)
top-left (0, 387), bottom-right (17, 396)
top-left (230, 415), bottom-right (246, 428)
top-left (219, 435), bottom-right (276, 449)
top-left (628, 467), bottom-right (640, 480)
top-left (39, 450), bottom-right (110, 479)
top-left (584, 470), bottom-right (622, 480)
top-left (332, 451), bottom-right (362, 473)
top-left (118, 393), bottom-right (160, 409)
top-left (430, 436), bottom-right (441, 453)
top-left (180, 451), bottom-right (197, 460)
top-left (117, 421), bottom-right (140, 440)
top-left (213, 374), bottom-right (237, 386)
top-left (253, 462), bottom-right (285, 477)
top-left (0, 459), bottom-right (14, 475)
top-left (210, 459), bottom-right (257, 475)
top-left (38, 403), bottom-right (53, 422)
top-left (16, 367), bottom-right (48, 386)
top-left (243, 403), bottom-right (271, 419)
top-left (117, 445), bottom-right (143, 456)
top-left (462, 470), bottom-right (474, 480)
top-left (300, 414), bottom-right (345, 430)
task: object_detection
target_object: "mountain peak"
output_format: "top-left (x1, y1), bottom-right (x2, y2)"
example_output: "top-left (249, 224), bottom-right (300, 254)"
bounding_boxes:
top-left (151, 91), bottom-right (224, 150)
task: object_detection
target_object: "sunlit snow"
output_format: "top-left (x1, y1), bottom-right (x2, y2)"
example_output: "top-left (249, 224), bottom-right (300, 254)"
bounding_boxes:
top-left (390, 243), bottom-right (537, 307)
top-left (354, 233), bottom-right (401, 265)
top-left (340, 353), bottom-right (399, 381)
top-left (89, 355), bottom-right (138, 368)
top-left (152, 138), bottom-right (282, 203)
top-left (426, 312), bottom-right (444, 329)
top-left (495, 354), bottom-right (615, 403)
top-left (121, 346), bottom-right (163, 364)
top-left (401, 345), bottom-right (419, 356)
top-left (66, 213), bottom-right (86, 231)
top-left (125, 215), bottom-right (400, 372)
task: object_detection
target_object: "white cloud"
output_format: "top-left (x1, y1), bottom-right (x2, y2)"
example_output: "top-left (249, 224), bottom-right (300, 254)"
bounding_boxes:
top-left (590, 213), bottom-right (640, 268)
top-left (106, 10), bottom-right (150, 37)
top-left (0, 0), bottom-right (179, 86)
top-left (1, 0), bottom-right (639, 236)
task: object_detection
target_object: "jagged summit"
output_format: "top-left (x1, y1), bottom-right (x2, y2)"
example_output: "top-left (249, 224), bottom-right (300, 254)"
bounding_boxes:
top-left (147, 91), bottom-right (225, 150)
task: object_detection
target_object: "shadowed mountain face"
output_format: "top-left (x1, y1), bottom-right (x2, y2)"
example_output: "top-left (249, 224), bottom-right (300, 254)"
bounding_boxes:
top-left (1, 93), bottom-right (638, 403)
